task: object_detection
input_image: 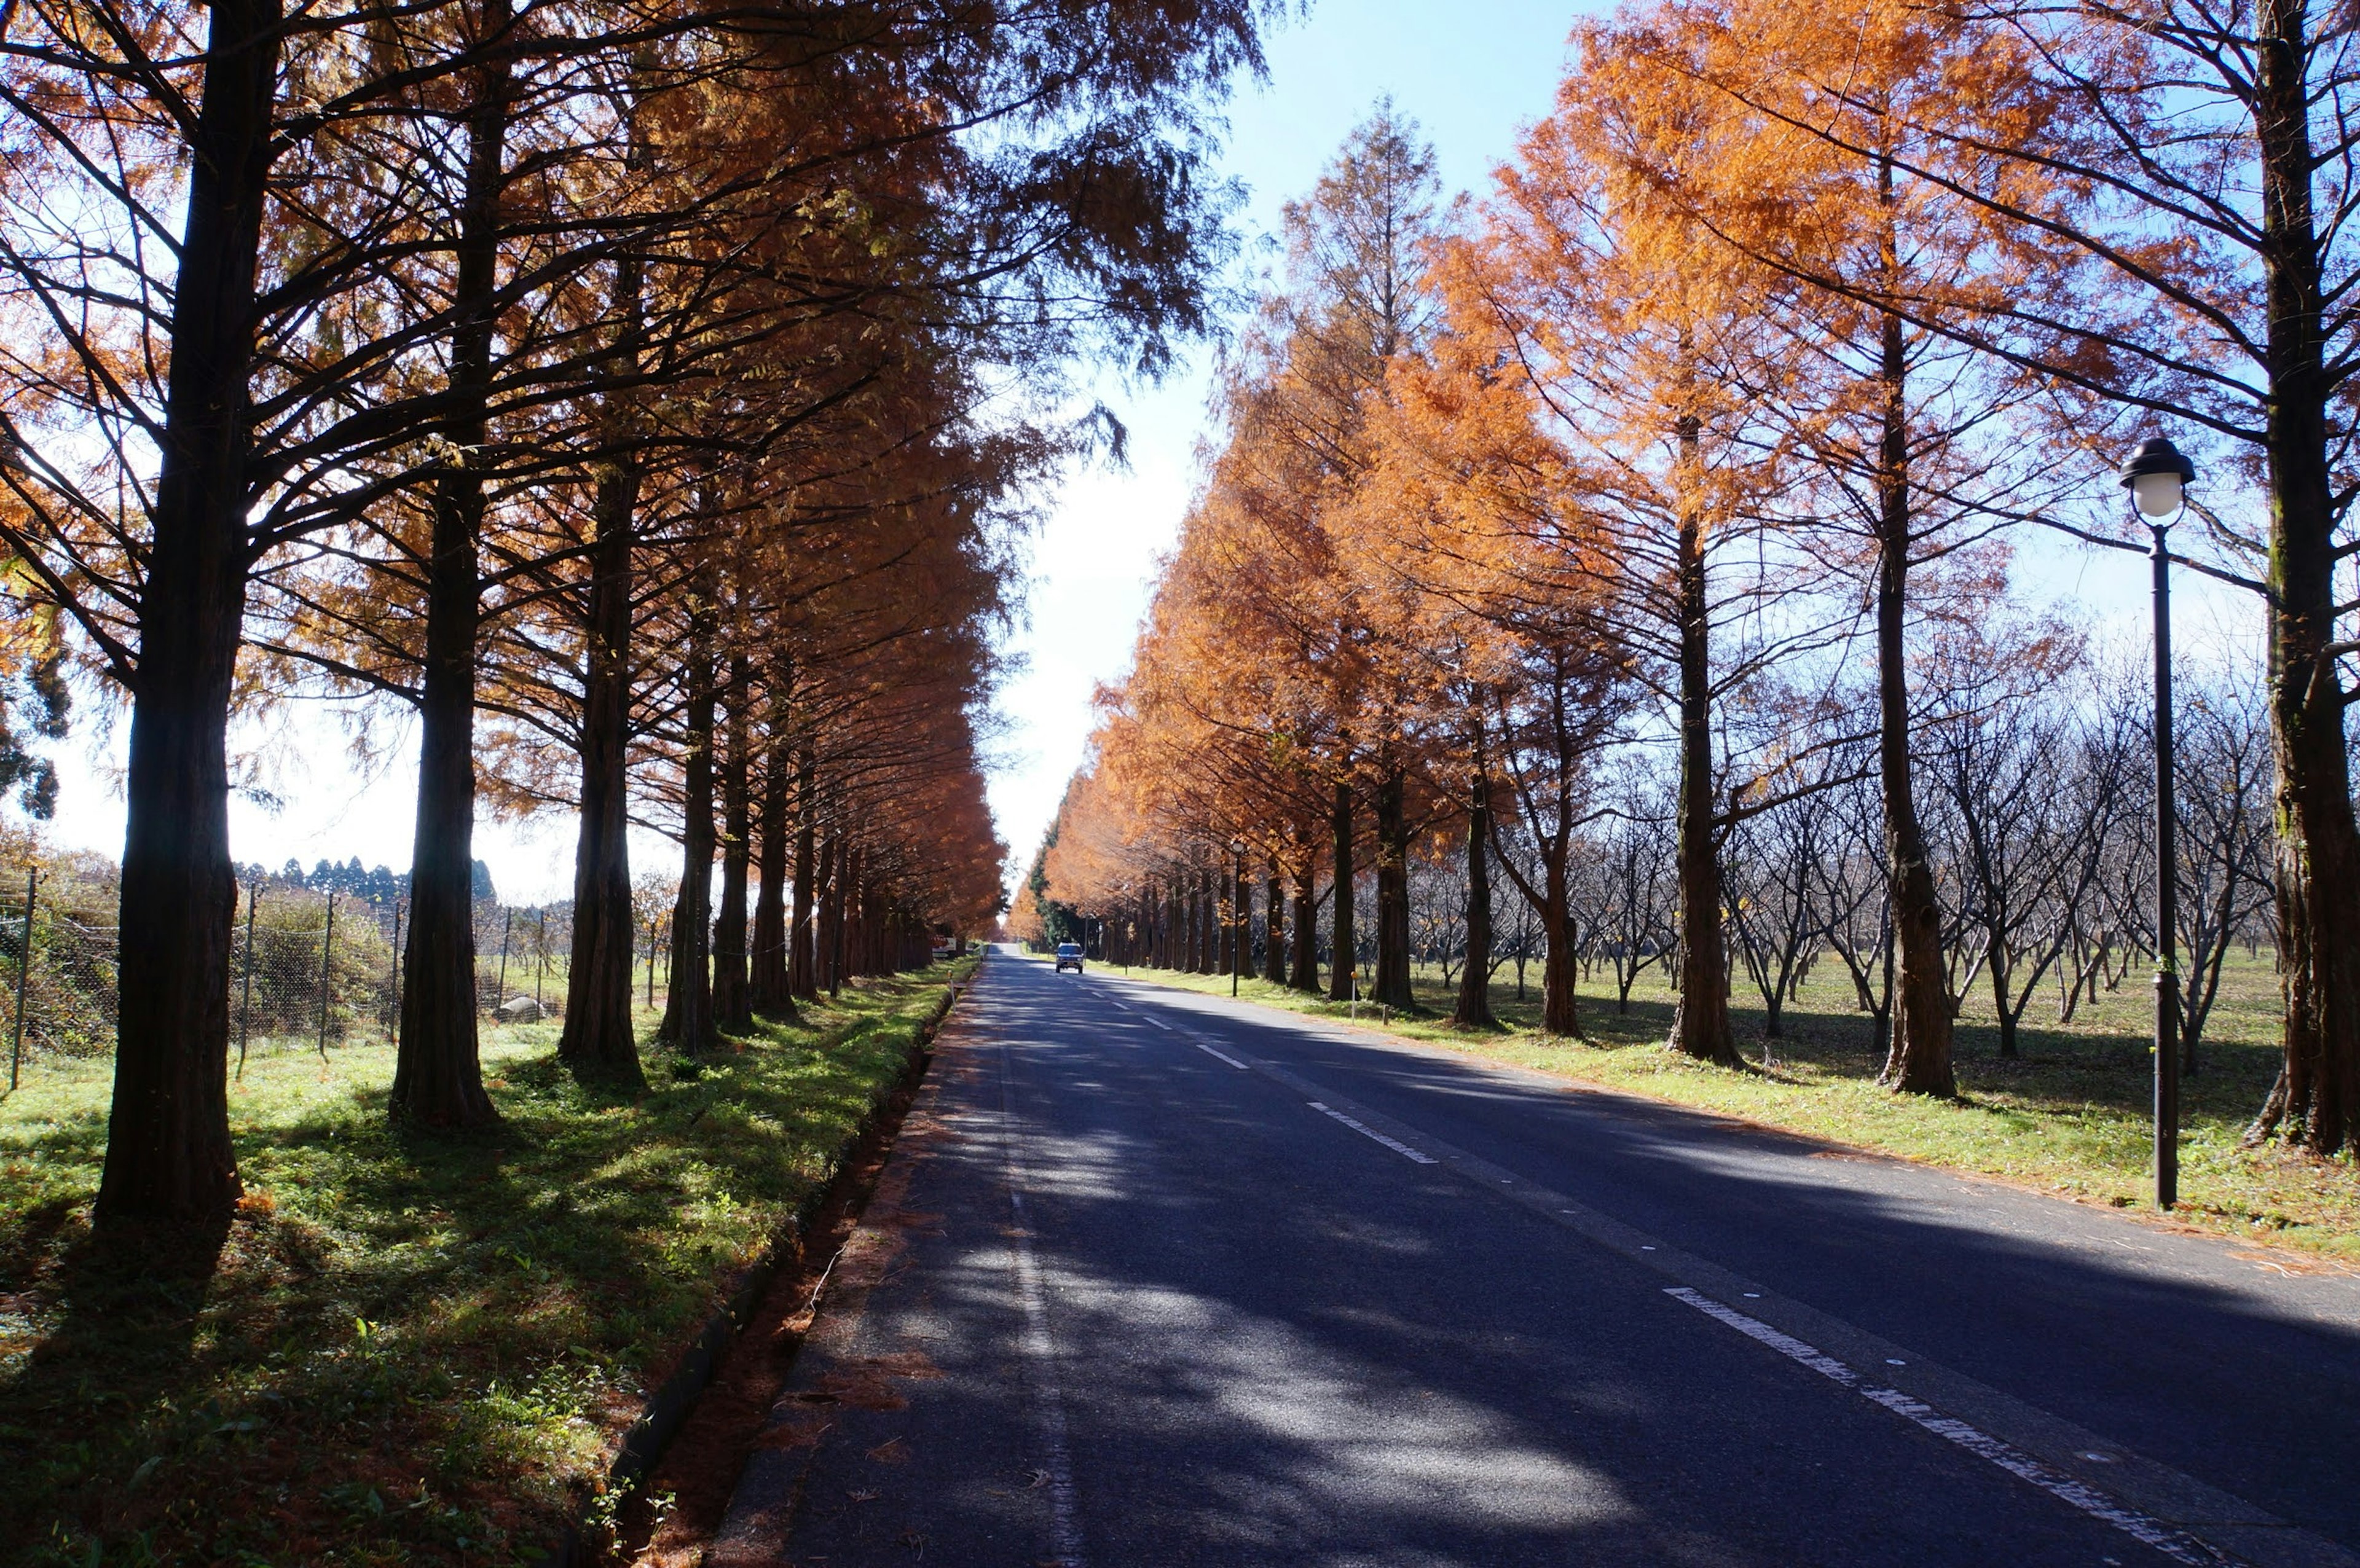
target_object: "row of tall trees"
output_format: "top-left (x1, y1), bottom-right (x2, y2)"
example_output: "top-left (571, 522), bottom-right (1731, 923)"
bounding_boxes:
top-left (0, 0), bottom-right (1278, 1223)
top-left (1231, 662), bottom-right (2270, 1067)
top-left (1034, 0), bottom-right (2360, 1161)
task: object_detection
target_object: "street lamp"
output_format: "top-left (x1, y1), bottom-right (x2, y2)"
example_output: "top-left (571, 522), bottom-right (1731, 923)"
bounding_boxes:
top-left (1230, 836), bottom-right (1246, 996)
top-left (2121, 435), bottom-right (2195, 1211)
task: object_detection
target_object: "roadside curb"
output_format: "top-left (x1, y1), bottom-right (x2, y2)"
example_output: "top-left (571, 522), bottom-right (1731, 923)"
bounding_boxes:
top-left (533, 966), bottom-right (973, 1568)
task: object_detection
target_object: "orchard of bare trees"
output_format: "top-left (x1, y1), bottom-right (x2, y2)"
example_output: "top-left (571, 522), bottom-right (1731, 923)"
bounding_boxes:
top-left (0, 0), bottom-right (1283, 1225)
top-left (1029, 0), bottom-right (2360, 1166)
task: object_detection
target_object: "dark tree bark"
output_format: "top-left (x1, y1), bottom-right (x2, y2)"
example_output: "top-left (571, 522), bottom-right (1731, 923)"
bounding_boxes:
top-left (1329, 780), bottom-right (1358, 1000)
top-left (97, 0), bottom-right (283, 1224)
top-left (1373, 769), bottom-right (1414, 1008)
top-left (711, 643), bottom-right (753, 1033)
top-left (1215, 860), bottom-right (1232, 976)
top-left (1290, 849), bottom-right (1321, 992)
top-left (392, 6), bottom-right (511, 1129)
top-left (659, 579), bottom-right (720, 1052)
top-left (1540, 853), bottom-right (1581, 1038)
top-left (1492, 829), bottom-right (1583, 1038)
top-left (1264, 858), bottom-right (1286, 984)
top-left (1453, 768), bottom-right (1498, 1030)
top-left (811, 834), bottom-right (837, 995)
top-left (1181, 871), bottom-right (1198, 973)
top-left (2248, 0), bottom-right (2360, 1154)
top-left (789, 751), bottom-right (819, 1000)
top-left (834, 856), bottom-right (854, 982)
top-left (1669, 466), bottom-right (1741, 1067)
top-left (1186, 864), bottom-right (1204, 973)
top-left (1202, 863), bottom-right (1220, 974)
top-left (557, 195), bottom-right (647, 1088)
top-left (1867, 185), bottom-right (1956, 1097)
top-left (750, 727), bottom-right (792, 1016)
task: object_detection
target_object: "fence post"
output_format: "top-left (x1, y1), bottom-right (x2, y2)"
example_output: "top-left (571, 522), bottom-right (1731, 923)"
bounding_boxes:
top-left (9, 867), bottom-right (34, 1092)
top-left (496, 907), bottom-right (511, 1013)
top-left (388, 898), bottom-right (404, 1045)
top-left (317, 891), bottom-right (336, 1063)
top-left (237, 884), bottom-right (256, 1080)
top-left (536, 908), bottom-right (546, 1011)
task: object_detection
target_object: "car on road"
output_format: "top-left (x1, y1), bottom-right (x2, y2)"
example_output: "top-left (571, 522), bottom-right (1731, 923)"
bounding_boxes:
top-left (1055, 942), bottom-right (1085, 973)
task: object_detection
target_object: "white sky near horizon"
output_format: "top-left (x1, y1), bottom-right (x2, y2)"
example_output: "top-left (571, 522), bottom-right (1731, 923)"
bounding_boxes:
top-left (22, 0), bottom-right (2267, 907)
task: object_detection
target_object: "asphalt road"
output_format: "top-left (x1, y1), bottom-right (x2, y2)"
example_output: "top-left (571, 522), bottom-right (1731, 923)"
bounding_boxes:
top-left (712, 948), bottom-right (2360, 1567)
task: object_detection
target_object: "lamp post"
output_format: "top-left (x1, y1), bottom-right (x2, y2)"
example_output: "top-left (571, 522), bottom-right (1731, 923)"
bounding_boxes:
top-left (2122, 436), bottom-right (2194, 1211)
top-left (1230, 836), bottom-right (1246, 996)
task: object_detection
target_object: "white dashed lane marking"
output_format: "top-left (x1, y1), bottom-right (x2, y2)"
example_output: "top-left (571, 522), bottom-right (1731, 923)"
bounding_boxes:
top-left (1189, 1039), bottom-right (1249, 1070)
top-left (1307, 1102), bottom-right (1439, 1165)
top-left (1664, 1288), bottom-right (2233, 1566)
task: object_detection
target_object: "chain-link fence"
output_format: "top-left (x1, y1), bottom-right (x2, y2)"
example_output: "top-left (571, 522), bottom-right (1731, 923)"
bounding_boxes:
top-left (0, 882), bottom-right (634, 1085)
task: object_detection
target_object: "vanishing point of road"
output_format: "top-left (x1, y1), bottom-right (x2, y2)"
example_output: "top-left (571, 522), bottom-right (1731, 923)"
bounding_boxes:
top-left (709, 947), bottom-right (2360, 1567)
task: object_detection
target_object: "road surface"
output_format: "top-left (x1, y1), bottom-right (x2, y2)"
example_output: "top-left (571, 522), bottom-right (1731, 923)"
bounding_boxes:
top-left (712, 948), bottom-right (2360, 1567)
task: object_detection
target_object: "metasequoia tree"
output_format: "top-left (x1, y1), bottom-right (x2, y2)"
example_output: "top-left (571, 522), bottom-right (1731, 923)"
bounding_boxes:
top-left (1357, 318), bottom-right (1629, 1035)
top-left (0, 0), bottom-right (1274, 1218)
top-left (1654, 0), bottom-right (2360, 1148)
top-left (1606, 0), bottom-right (2091, 1092)
top-left (1194, 106), bottom-right (1453, 1005)
top-left (1461, 47), bottom-right (1816, 1066)
top-left (0, 0), bottom-right (550, 1210)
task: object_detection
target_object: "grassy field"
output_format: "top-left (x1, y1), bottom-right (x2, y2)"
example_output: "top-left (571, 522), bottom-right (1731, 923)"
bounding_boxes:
top-left (0, 958), bottom-right (974, 1568)
top-left (1069, 947), bottom-right (2360, 1260)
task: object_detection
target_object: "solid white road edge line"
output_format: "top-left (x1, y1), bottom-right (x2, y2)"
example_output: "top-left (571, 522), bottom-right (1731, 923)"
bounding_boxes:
top-left (1307, 1100), bottom-right (1440, 1165)
top-left (999, 1044), bottom-right (1086, 1568)
top-left (1662, 1287), bottom-right (2232, 1567)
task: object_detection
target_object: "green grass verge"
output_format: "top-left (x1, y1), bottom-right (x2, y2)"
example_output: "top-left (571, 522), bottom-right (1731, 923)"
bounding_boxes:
top-left (1056, 950), bottom-right (2360, 1260)
top-left (0, 957), bottom-right (974, 1567)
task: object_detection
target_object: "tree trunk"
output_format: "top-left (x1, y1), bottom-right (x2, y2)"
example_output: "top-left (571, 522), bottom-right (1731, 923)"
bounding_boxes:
top-left (1540, 850), bottom-right (1581, 1037)
top-left (789, 751), bottom-right (819, 1001)
top-left (1374, 769), bottom-right (1414, 1008)
top-left (750, 729), bottom-right (792, 1016)
top-left (1264, 859), bottom-right (1286, 984)
top-left (96, 0), bottom-right (283, 1225)
top-left (1868, 230), bottom-right (1956, 1095)
top-left (1669, 466), bottom-right (1740, 1067)
top-left (812, 835), bottom-right (837, 995)
top-left (1199, 864), bottom-right (1219, 974)
top-left (391, 4), bottom-right (509, 1130)
top-left (1216, 860), bottom-right (1233, 978)
top-left (557, 184), bottom-right (647, 1088)
top-left (1289, 851), bottom-right (1321, 992)
top-left (1453, 769), bottom-right (1497, 1030)
top-left (826, 842), bottom-right (850, 996)
top-left (1329, 780), bottom-right (1357, 1000)
top-left (711, 643), bottom-right (753, 1033)
top-left (661, 582), bottom-right (719, 1051)
top-left (2248, 0), bottom-right (2360, 1155)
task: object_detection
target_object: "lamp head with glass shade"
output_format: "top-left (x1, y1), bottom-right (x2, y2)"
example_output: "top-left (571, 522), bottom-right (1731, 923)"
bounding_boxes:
top-left (2120, 436), bottom-right (2196, 519)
